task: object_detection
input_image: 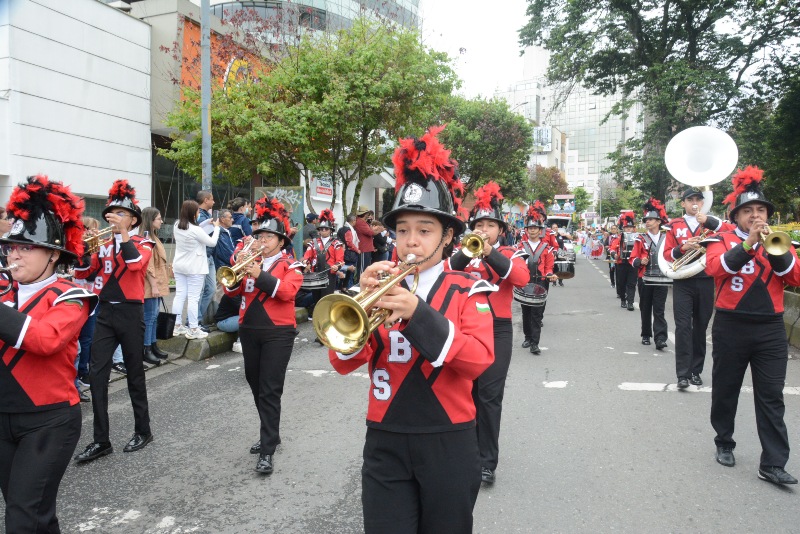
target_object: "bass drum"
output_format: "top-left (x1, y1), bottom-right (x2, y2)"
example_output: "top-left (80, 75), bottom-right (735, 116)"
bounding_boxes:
top-left (513, 283), bottom-right (548, 307)
top-left (554, 260), bottom-right (575, 279)
top-left (301, 271), bottom-right (329, 290)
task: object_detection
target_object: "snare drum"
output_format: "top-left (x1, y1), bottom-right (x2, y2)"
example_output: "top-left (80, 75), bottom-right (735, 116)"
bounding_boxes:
top-left (301, 271), bottom-right (330, 290)
top-left (513, 283), bottom-right (548, 307)
top-left (643, 274), bottom-right (672, 286)
top-left (554, 260), bottom-right (575, 279)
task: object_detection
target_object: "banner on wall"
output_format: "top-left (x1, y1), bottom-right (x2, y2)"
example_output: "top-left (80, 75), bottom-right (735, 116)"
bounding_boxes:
top-left (309, 175), bottom-right (337, 203)
top-left (255, 186), bottom-right (305, 257)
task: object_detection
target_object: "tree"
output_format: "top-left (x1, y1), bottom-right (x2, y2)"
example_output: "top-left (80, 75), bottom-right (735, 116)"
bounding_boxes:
top-left (528, 165), bottom-right (567, 204)
top-left (571, 186), bottom-right (591, 214)
top-left (437, 96), bottom-right (534, 201)
top-left (519, 1), bottom-right (800, 202)
top-left (599, 183), bottom-right (647, 218)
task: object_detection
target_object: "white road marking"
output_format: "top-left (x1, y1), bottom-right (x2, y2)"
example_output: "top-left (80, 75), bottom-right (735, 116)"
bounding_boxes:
top-left (156, 517), bottom-right (176, 528)
top-left (227, 367), bottom-right (241, 371)
top-left (205, 364), bottom-right (220, 370)
top-left (623, 352), bottom-right (639, 355)
top-left (619, 382), bottom-right (800, 395)
top-left (543, 381), bottom-right (568, 388)
top-left (303, 369), bottom-right (329, 377)
top-left (605, 346), bottom-right (615, 350)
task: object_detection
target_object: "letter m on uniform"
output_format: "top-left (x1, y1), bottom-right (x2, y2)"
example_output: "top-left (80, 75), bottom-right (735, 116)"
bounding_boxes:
top-left (676, 228), bottom-right (688, 238)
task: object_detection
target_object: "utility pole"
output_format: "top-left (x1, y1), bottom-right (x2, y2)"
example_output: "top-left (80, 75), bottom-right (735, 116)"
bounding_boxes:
top-left (201, 0), bottom-right (212, 190)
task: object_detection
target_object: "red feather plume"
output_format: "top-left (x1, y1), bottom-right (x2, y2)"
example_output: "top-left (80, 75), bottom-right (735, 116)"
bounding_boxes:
top-left (472, 181), bottom-right (503, 212)
top-left (723, 165), bottom-right (764, 206)
top-left (392, 125), bottom-right (464, 216)
top-left (254, 196), bottom-right (285, 222)
top-left (106, 179), bottom-right (138, 205)
top-left (526, 200), bottom-right (547, 223)
top-left (643, 197), bottom-right (668, 221)
top-left (319, 209), bottom-right (335, 225)
top-left (620, 210), bottom-right (636, 227)
top-left (6, 174), bottom-right (86, 256)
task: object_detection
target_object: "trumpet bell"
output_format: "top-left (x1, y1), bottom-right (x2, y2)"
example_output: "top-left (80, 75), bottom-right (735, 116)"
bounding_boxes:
top-left (664, 126), bottom-right (738, 188)
top-left (461, 233), bottom-right (484, 258)
top-left (763, 231), bottom-right (792, 256)
top-left (216, 266), bottom-right (239, 288)
top-left (313, 293), bottom-right (371, 355)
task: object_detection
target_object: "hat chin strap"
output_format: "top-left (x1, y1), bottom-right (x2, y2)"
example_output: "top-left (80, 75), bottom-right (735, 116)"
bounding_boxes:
top-left (29, 250), bottom-right (56, 284)
top-left (405, 226), bottom-right (451, 266)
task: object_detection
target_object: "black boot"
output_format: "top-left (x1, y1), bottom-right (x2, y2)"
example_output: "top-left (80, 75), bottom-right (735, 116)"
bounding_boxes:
top-left (143, 346), bottom-right (161, 366)
top-left (150, 343), bottom-right (169, 360)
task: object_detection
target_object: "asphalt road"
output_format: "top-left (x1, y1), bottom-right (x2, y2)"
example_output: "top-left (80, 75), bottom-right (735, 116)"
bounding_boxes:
top-left (4, 254), bottom-right (800, 533)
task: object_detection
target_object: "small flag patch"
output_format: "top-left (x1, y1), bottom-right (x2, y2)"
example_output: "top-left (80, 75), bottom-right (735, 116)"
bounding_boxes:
top-left (476, 302), bottom-right (491, 314)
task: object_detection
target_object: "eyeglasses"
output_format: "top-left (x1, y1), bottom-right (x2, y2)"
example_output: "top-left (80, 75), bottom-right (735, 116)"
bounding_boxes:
top-left (1, 244), bottom-right (38, 255)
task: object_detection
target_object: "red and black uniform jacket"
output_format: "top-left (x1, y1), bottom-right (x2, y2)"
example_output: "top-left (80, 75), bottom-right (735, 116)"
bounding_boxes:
top-left (329, 263), bottom-right (495, 433)
top-left (662, 216), bottom-right (712, 279)
top-left (606, 234), bottom-right (621, 263)
top-left (74, 234), bottom-right (153, 303)
top-left (702, 215), bottom-right (737, 234)
top-left (706, 228), bottom-right (800, 316)
top-left (223, 254), bottom-right (303, 328)
top-left (516, 240), bottom-right (554, 280)
top-left (0, 278), bottom-right (97, 412)
top-left (303, 237), bottom-right (344, 272)
top-left (447, 244), bottom-right (528, 322)
top-left (610, 231), bottom-right (636, 265)
top-left (629, 232), bottom-right (665, 278)
top-left (545, 230), bottom-right (560, 250)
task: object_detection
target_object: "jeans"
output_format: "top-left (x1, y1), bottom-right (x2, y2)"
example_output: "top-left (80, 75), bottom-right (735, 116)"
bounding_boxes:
top-left (113, 344), bottom-right (123, 364)
top-left (144, 297), bottom-right (160, 346)
top-left (77, 310), bottom-right (97, 376)
top-left (216, 316), bottom-right (240, 333)
top-left (198, 255), bottom-right (216, 324)
top-left (173, 272), bottom-right (206, 329)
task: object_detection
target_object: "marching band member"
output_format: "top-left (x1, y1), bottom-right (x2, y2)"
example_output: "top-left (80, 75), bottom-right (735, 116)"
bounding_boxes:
top-left (223, 196), bottom-right (303, 475)
top-left (328, 126), bottom-right (495, 534)
top-left (662, 188), bottom-right (714, 389)
top-left (447, 181), bottom-right (529, 485)
top-left (605, 225), bottom-right (619, 288)
top-left (0, 176), bottom-right (97, 532)
top-left (303, 209), bottom-right (344, 306)
top-left (630, 199), bottom-right (669, 349)
top-left (705, 166), bottom-right (800, 485)
top-left (517, 202), bottom-right (558, 355)
top-left (74, 180), bottom-right (155, 462)
top-left (611, 212), bottom-right (637, 310)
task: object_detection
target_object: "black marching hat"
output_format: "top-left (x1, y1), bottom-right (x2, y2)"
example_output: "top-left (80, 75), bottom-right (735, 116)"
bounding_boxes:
top-left (724, 166), bottom-right (775, 221)
top-left (524, 201), bottom-right (547, 228)
top-left (469, 181), bottom-right (507, 233)
top-left (103, 179), bottom-right (142, 229)
top-left (253, 196), bottom-right (291, 248)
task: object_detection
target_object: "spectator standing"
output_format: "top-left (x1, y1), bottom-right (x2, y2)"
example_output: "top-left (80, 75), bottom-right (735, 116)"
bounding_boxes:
top-left (371, 220), bottom-right (389, 263)
top-left (303, 213), bottom-right (319, 241)
top-left (196, 190), bottom-right (216, 327)
top-left (337, 213), bottom-right (360, 289)
top-left (354, 205), bottom-right (374, 276)
top-left (75, 216), bottom-right (100, 392)
top-left (213, 209), bottom-right (236, 269)
top-left (228, 197), bottom-right (253, 245)
top-left (140, 207), bottom-right (170, 363)
top-left (172, 200), bottom-right (220, 340)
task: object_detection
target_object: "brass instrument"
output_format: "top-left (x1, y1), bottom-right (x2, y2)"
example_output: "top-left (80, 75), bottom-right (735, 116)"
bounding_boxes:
top-left (460, 232), bottom-right (485, 258)
top-left (761, 226), bottom-right (794, 256)
top-left (313, 255), bottom-right (420, 354)
top-left (216, 240), bottom-right (264, 288)
top-left (83, 227), bottom-right (115, 254)
top-left (0, 264), bottom-right (18, 296)
top-left (670, 228), bottom-right (710, 271)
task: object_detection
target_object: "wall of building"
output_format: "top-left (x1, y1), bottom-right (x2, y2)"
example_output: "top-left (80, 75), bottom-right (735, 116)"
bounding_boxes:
top-left (0, 0), bottom-right (152, 217)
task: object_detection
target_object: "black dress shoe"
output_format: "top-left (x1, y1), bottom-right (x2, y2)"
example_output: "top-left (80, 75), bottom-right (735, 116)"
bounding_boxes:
top-left (758, 466), bottom-right (798, 485)
top-left (716, 446), bottom-right (735, 467)
top-left (627, 303), bottom-right (635, 311)
top-left (150, 344), bottom-right (169, 360)
top-left (655, 339), bottom-right (668, 350)
top-left (75, 442), bottom-right (113, 463)
top-left (79, 390), bottom-right (90, 403)
top-left (558, 280), bottom-right (564, 287)
top-left (690, 374), bottom-right (703, 386)
top-left (256, 454), bottom-right (274, 474)
top-left (521, 339), bottom-right (532, 348)
top-left (481, 467), bottom-right (495, 484)
top-left (530, 344), bottom-right (541, 355)
top-left (142, 347), bottom-right (161, 366)
top-left (123, 433), bottom-right (153, 453)
top-left (620, 301), bottom-right (627, 308)
top-left (641, 336), bottom-right (651, 345)
top-left (677, 378), bottom-right (689, 389)
top-left (250, 440), bottom-right (261, 454)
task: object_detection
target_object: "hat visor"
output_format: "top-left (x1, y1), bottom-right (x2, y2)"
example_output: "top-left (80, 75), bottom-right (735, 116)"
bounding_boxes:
top-left (252, 228), bottom-right (291, 249)
top-left (469, 215), bottom-right (507, 234)
top-left (382, 206), bottom-right (465, 236)
top-left (728, 199), bottom-right (775, 221)
top-left (101, 205), bottom-right (141, 229)
top-left (0, 236), bottom-right (77, 257)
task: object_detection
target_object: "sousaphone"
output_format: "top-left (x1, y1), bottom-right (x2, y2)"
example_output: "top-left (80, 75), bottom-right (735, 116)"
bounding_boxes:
top-left (658, 126), bottom-right (738, 279)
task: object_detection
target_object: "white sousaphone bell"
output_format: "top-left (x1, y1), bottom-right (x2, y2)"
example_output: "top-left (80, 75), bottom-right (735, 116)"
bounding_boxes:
top-left (657, 126), bottom-right (739, 279)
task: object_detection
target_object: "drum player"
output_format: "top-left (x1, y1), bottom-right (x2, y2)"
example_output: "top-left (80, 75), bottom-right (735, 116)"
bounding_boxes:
top-left (303, 209), bottom-right (344, 318)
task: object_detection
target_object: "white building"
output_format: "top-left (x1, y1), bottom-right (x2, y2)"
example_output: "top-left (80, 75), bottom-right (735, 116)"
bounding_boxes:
top-left (0, 0), bottom-right (152, 217)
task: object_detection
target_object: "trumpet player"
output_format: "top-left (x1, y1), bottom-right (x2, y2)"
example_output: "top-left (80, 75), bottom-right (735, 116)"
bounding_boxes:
top-left (662, 188), bottom-right (714, 389)
top-left (705, 166), bottom-right (800, 485)
top-left (302, 209), bottom-right (344, 308)
top-left (447, 181), bottom-right (528, 486)
top-left (610, 212), bottom-right (637, 310)
top-left (222, 196), bottom-right (303, 475)
top-left (630, 199), bottom-right (669, 349)
top-left (328, 126), bottom-right (494, 534)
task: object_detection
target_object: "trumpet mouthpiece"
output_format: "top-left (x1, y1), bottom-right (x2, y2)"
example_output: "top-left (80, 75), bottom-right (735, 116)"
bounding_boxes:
top-left (405, 254), bottom-right (417, 264)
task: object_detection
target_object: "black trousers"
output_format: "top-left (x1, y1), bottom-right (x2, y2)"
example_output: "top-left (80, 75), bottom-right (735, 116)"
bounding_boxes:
top-left (239, 326), bottom-right (296, 455)
top-left (608, 262), bottom-right (616, 285)
top-left (89, 303), bottom-right (150, 443)
top-left (615, 262), bottom-right (637, 304)
top-left (710, 313), bottom-right (790, 468)
top-left (637, 279), bottom-right (668, 341)
top-left (473, 320), bottom-right (512, 471)
top-left (362, 427), bottom-right (480, 534)
top-left (0, 405), bottom-right (81, 534)
top-left (672, 276), bottom-right (714, 379)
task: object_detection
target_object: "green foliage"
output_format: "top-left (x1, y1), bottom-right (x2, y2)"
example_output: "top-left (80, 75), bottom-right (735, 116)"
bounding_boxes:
top-left (529, 165), bottom-right (568, 204)
top-left (599, 183), bottom-right (647, 219)
top-left (519, 0), bottom-right (800, 203)
top-left (571, 186), bottom-right (591, 214)
top-left (437, 96), bottom-right (533, 202)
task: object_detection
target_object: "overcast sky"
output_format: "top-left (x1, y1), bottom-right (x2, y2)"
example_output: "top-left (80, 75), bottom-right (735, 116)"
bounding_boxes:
top-left (418, 0), bottom-right (531, 99)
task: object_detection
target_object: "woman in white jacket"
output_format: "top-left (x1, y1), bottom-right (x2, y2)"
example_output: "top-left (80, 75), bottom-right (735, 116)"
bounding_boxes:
top-left (172, 200), bottom-right (220, 339)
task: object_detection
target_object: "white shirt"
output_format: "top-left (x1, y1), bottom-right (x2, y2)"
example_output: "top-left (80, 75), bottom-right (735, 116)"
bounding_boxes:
top-left (172, 223), bottom-right (220, 275)
top-left (404, 260), bottom-right (444, 302)
top-left (260, 252), bottom-right (283, 272)
top-left (17, 274), bottom-right (58, 308)
top-left (684, 214), bottom-right (699, 233)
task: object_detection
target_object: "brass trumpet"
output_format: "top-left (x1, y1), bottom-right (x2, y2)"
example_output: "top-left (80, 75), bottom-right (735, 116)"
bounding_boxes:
top-left (0, 264), bottom-right (18, 296)
top-left (761, 226), bottom-right (793, 256)
top-left (313, 255), bottom-right (420, 354)
top-left (461, 232), bottom-right (485, 258)
top-left (83, 227), bottom-right (115, 254)
top-left (216, 240), bottom-right (265, 288)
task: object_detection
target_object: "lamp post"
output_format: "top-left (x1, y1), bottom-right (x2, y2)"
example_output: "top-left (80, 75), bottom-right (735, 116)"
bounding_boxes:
top-left (511, 101), bottom-right (529, 113)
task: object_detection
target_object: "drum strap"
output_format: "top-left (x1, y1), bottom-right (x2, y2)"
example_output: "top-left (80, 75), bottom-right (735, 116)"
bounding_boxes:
top-left (314, 239), bottom-right (329, 273)
top-left (524, 241), bottom-right (546, 283)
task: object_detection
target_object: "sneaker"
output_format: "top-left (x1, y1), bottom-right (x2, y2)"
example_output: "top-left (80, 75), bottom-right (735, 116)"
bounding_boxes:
top-left (232, 340), bottom-right (243, 353)
top-left (758, 466), bottom-right (798, 485)
top-left (185, 327), bottom-right (208, 340)
top-left (716, 446), bottom-right (735, 467)
top-left (77, 373), bottom-right (91, 388)
top-left (112, 363), bottom-right (127, 375)
top-left (173, 324), bottom-right (188, 336)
